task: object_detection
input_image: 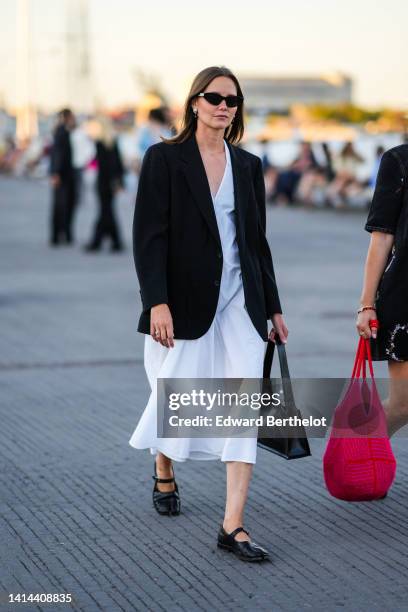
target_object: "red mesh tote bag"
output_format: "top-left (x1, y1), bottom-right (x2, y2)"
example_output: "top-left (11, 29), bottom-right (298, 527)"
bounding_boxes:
top-left (323, 336), bottom-right (396, 501)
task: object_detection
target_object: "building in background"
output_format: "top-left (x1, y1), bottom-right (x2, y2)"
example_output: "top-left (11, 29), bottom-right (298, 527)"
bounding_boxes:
top-left (239, 72), bottom-right (353, 115)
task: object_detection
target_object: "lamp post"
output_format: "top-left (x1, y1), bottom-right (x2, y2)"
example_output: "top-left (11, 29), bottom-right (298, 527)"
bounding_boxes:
top-left (16, 0), bottom-right (38, 144)
top-left (66, 0), bottom-right (93, 114)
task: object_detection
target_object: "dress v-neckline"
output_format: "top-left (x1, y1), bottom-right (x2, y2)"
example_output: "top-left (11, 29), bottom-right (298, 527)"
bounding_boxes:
top-left (211, 140), bottom-right (229, 201)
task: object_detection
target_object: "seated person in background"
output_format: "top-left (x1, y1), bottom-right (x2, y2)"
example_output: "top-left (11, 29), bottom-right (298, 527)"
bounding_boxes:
top-left (296, 142), bottom-right (335, 207)
top-left (326, 141), bottom-right (365, 207)
top-left (272, 141), bottom-right (318, 205)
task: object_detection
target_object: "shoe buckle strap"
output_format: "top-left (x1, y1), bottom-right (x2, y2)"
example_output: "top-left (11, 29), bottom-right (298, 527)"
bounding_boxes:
top-left (228, 526), bottom-right (249, 539)
top-left (152, 475), bottom-right (175, 483)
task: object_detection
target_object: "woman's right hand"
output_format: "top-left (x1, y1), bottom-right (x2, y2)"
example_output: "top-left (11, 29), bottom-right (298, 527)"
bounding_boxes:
top-left (356, 310), bottom-right (378, 340)
top-left (150, 304), bottom-right (175, 348)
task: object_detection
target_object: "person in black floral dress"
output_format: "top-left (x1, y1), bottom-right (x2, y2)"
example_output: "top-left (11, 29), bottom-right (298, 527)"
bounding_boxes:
top-left (357, 143), bottom-right (408, 436)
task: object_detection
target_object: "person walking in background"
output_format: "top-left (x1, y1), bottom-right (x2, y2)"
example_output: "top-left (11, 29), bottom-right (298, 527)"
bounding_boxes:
top-left (129, 65), bottom-right (288, 562)
top-left (357, 144), bottom-right (408, 438)
top-left (70, 120), bottom-right (96, 214)
top-left (49, 108), bottom-right (76, 245)
top-left (84, 116), bottom-right (125, 253)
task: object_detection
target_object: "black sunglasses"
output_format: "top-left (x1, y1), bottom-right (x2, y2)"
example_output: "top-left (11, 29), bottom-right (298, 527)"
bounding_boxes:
top-left (197, 92), bottom-right (244, 108)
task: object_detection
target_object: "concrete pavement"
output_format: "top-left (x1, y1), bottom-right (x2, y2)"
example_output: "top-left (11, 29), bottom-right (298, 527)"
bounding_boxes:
top-left (0, 176), bottom-right (407, 612)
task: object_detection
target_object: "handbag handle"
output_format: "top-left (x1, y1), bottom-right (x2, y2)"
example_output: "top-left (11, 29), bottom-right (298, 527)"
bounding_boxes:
top-left (263, 335), bottom-right (296, 408)
top-left (351, 337), bottom-right (364, 378)
top-left (352, 337), bottom-right (375, 380)
top-left (263, 335), bottom-right (290, 379)
top-left (352, 318), bottom-right (378, 379)
top-left (261, 335), bottom-right (312, 460)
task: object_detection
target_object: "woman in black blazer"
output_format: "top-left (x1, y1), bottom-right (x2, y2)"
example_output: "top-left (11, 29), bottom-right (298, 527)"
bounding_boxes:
top-left (129, 66), bottom-right (288, 562)
top-left (84, 116), bottom-right (125, 252)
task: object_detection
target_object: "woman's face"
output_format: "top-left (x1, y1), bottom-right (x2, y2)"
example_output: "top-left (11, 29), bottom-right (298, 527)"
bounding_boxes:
top-left (192, 76), bottom-right (238, 131)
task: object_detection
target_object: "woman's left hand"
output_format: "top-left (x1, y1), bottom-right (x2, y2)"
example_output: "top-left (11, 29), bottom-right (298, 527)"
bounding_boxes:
top-left (269, 313), bottom-right (289, 344)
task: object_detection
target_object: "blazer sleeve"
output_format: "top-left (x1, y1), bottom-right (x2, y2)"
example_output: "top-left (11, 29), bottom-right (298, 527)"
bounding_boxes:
top-left (253, 156), bottom-right (283, 316)
top-left (133, 144), bottom-right (170, 311)
top-left (365, 150), bottom-right (404, 235)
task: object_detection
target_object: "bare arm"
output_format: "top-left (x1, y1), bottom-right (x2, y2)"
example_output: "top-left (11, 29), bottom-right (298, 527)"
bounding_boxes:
top-left (357, 232), bottom-right (394, 338)
top-left (357, 149), bottom-right (404, 339)
top-left (360, 232), bottom-right (394, 305)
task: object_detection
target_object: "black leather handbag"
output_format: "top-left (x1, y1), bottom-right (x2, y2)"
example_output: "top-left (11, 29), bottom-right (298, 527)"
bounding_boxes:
top-left (257, 337), bottom-right (311, 460)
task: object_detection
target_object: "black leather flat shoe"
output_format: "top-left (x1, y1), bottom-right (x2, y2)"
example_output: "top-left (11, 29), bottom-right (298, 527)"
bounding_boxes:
top-left (152, 462), bottom-right (181, 516)
top-left (217, 526), bottom-right (270, 562)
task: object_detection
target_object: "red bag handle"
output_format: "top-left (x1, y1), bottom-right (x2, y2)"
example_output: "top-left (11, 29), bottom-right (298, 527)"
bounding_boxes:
top-left (355, 339), bottom-right (368, 379)
top-left (351, 337), bottom-right (363, 378)
top-left (352, 338), bottom-right (366, 379)
top-left (352, 320), bottom-right (378, 380)
top-left (365, 338), bottom-right (375, 379)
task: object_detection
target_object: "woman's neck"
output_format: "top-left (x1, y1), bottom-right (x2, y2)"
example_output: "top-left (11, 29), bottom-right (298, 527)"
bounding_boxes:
top-left (195, 125), bottom-right (225, 154)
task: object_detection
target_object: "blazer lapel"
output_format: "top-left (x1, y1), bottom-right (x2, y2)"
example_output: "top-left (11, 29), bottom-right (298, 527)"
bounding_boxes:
top-left (180, 135), bottom-right (221, 248)
top-left (227, 141), bottom-right (250, 243)
top-left (180, 134), bottom-right (251, 247)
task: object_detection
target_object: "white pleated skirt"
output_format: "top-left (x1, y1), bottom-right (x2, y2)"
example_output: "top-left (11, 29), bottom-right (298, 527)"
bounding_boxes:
top-left (129, 284), bottom-right (266, 463)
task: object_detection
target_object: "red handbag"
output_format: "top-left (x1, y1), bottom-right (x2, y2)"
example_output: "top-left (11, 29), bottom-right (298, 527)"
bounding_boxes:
top-left (323, 333), bottom-right (397, 501)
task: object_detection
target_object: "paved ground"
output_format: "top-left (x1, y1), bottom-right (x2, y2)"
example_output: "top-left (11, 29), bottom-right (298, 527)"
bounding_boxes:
top-left (1, 176), bottom-right (407, 612)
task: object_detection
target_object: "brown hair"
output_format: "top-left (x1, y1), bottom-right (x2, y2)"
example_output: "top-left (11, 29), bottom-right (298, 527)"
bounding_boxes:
top-left (340, 141), bottom-right (364, 162)
top-left (161, 66), bottom-right (245, 145)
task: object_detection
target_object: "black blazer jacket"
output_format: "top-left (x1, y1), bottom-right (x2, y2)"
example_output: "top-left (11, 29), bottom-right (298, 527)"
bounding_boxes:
top-left (49, 124), bottom-right (73, 178)
top-left (132, 133), bottom-right (282, 341)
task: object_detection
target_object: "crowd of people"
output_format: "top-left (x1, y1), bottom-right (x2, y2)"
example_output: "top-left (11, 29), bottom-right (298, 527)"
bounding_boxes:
top-left (47, 106), bottom-right (176, 252)
top-left (0, 105), bottom-right (176, 253)
top-left (48, 107), bottom-right (127, 251)
top-left (0, 107), bottom-right (400, 250)
top-left (260, 139), bottom-right (386, 208)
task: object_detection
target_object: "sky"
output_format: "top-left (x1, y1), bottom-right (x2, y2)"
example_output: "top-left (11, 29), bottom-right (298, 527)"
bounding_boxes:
top-left (1, 0), bottom-right (408, 111)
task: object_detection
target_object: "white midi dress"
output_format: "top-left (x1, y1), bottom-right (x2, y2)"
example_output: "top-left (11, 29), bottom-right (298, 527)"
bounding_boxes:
top-left (129, 139), bottom-right (266, 463)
